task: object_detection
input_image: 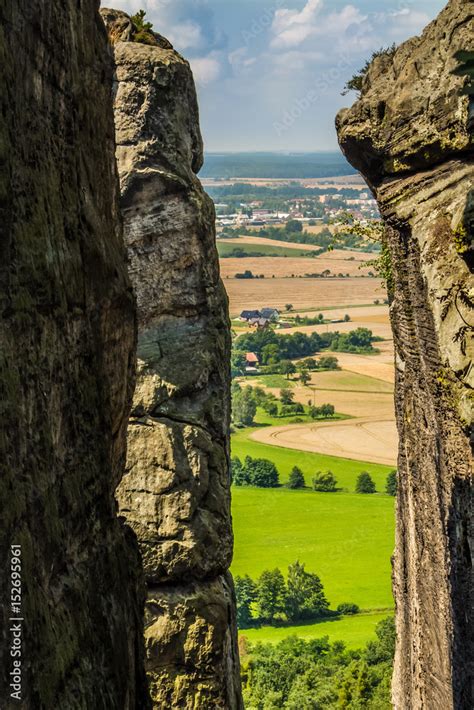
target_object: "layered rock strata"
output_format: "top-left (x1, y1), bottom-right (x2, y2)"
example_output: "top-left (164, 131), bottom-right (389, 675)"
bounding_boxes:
top-left (0, 1), bottom-right (147, 708)
top-left (101, 10), bottom-right (242, 708)
top-left (337, 1), bottom-right (473, 708)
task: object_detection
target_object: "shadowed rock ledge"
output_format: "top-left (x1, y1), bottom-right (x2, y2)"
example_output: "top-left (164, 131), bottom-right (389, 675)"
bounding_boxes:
top-left (0, 1), bottom-right (147, 708)
top-left (101, 9), bottom-right (242, 708)
top-left (337, 1), bottom-right (473, 708)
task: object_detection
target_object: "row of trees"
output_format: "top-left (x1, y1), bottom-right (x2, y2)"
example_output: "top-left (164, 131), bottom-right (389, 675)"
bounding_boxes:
top-left (291, 313), bottom-right (351, 326)
top-left (232, 383), bottom-right (337, 427)
top-left (289, 466), bottom-right (398, 496)
top-left (329, 327), bottom-right (380, 354)
top-left (278, 356), bottom-right (339, 383)
top-left (233, 460), bottom-right (398, 496)
top-left (235, 561), bottom-right (342, 627)
top-left (235, 327), bottom-right (378, 370)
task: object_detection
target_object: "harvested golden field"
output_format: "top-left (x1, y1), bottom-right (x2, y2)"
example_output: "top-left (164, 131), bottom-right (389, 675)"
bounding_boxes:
top-left (219, 236), bottom-right (323, 251)
top-left (252, 384), bottom-right (394, 420)
top-left (322, 249), bottom-right (371, 262)
top-left (247, 365), bottom-right (397, 464)
top-left (282, 305), bottom-right (392, 342)
top-left (330, 347), bottom-right (395, 384)
top-left (224, 277), bottom-right (385, 317)
top-left (304, 224), bottom-right (336, 234)
top-left (220, 256), bottom-right (374, 279)
top-left (251, 418), bottom-right (397, 466)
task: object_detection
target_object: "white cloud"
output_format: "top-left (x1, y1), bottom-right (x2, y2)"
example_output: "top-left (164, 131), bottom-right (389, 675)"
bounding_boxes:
top-left (165, 20), bottom-right (203, 50)
top-left (271, 1), bottom-right (367, 49)
top-left (271, 0), bottom-right (323, 47)
top-left (228, 47), bottom-right (257, 75)
top-left (191, 53), bottom-right (222, 86)
top-left (272, 0), bottom-right (323, 34)
top-left (387, 9), bottom-right (431, 39)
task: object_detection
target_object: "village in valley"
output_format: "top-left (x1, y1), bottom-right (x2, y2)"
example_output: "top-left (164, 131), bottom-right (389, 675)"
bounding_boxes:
top-left (202, 175), bottom-right (379, 230)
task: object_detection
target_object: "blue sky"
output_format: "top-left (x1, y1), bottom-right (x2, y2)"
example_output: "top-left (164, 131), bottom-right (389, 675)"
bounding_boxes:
top-left (106, 0), bottom-right (446, 151)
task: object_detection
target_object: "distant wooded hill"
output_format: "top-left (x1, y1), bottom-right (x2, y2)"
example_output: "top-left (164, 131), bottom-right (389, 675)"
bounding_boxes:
top-left (200, 152), bottom-right (357, 179)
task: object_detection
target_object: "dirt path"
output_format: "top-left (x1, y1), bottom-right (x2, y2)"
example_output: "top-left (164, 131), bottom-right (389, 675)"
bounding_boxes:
top-left (251, 417), bottom-right (398, 466)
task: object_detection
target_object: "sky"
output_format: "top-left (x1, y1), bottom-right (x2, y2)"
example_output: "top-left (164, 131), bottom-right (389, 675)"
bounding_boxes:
top-left (104, 0), bottom-right (446, 151)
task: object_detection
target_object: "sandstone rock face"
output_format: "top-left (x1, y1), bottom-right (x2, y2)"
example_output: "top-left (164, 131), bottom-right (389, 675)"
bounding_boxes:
top-left (101, 10), bottom-right (242, 708)
top-left (0, 2), bottom-right (147, 708)
top-left (337, 2), bottom-right (473, 708)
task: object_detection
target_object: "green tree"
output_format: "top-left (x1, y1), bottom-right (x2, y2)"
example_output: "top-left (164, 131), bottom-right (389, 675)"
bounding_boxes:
top-left (233, 388), bottom-right (257, 427)
top-left (299, 369), bottom-right (311, 386)
top-left (245, 456), bottom-right (280, 488)
top-left (365, 616), bottom-right (396, 665)
top-left (285, 303), bottom-right (294, 311)
top-left (337, 603), bottom-right (360, 615)
top-left (356, 471), bottom-right (376, 494)
top-left (386, 470), bottom-right (397, 496)
top-left (318, 356), bottom-right (339, 370)
top-left (131, 9), bottom-right (153, 32)
top-left (256, 569), bottom-right (287, 622)
top-left (280, 360), bottom-right (297, 379)
top-left (263, 401), bottom-right (279, 417)
top-left (338, 660), bottom-right (373, 708)
top-left (235, 575), bottom-right (257, 628)
top-left (231, 350), bottom-right (247, 377)
top-left (280, 388), bottom-right (295, 405)
top-left (302, 357), bottom-right (317, 370)
top-left (232, 457), bottom-right (251, 487)
top-left (261, 343), bottom-right (280, 365)
top-left (286, 220), bottom-right (303, 233)
top-left (310, 404), bottom-right (335, 419)
top-left (313, 471), bottom-right (338, 492)
top-left (288, 466), bottom-right (305, 489)
top-left (320, 403), bottom-right (335, 418)
top-left (131, 9), bottom-right (158, 45)
top-left (285, 561), bottom-right (330, 621)
top-left (251, 386), bottom-right (267, 406)
top-left (281, 403), bottom-right (304, 417)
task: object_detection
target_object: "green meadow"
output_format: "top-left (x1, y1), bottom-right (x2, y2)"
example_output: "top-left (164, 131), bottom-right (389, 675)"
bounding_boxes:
top-left (231, 427), bottom-right (393, 489)
top-left (240, 612), bottom-right (393, 650)
top-left (231, 486), bottom-right (395, 610)
top-left (231, 427), bottom-right (396, 646)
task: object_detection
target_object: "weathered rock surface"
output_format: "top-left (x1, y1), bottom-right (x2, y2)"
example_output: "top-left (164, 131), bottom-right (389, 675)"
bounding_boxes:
top-left (337, 1), bottom-right (473, 708)
top-left (101, 9), bottom-right (242, 708)
top-left (0, 1), bottom-right (147, 708)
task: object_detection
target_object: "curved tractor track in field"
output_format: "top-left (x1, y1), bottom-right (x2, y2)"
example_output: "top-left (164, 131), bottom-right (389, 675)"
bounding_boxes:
top-left (251, 416), bottom-right (398, 466)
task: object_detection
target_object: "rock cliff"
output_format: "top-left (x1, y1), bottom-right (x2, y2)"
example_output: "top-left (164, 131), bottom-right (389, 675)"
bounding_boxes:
top-left (101, 9), bottom-right (242, 708)
top-left (0, 1), bottom-right (147, 708)
top-left (337, 1), bottom-right (473, 707)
